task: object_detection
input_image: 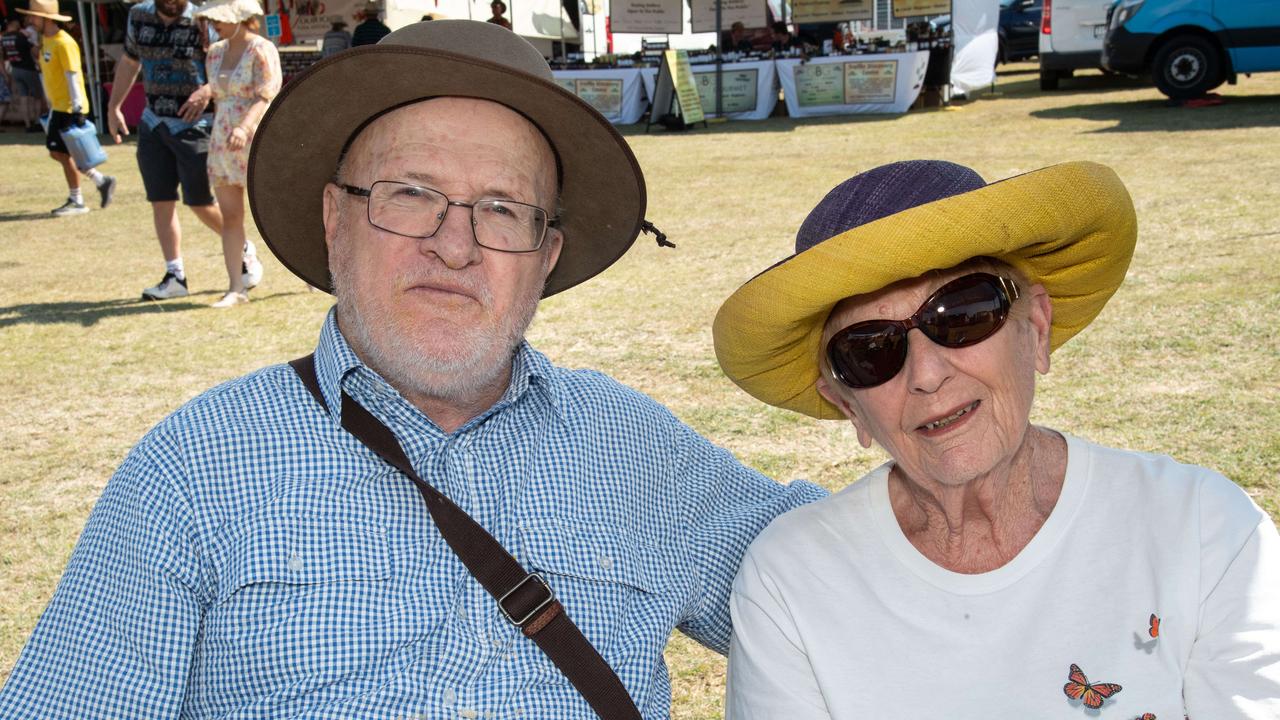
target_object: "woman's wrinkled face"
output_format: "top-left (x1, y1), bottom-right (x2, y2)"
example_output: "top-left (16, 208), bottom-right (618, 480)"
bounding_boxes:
top-left (816, 265), bottom-right (1054, 487)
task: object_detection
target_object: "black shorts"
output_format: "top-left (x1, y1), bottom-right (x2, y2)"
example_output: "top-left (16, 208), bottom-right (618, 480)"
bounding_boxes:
top-left (44, 111), bottom-right (92, 155)
top-left (136, 120), bottom-right (215, 206)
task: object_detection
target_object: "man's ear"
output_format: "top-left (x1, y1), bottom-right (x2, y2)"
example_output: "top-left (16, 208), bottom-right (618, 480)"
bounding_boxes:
top-left (541, 226), bottom-right (564, 277)
top-left (322, 182), bottom-right (342, 256)
top-left (1025, 283), bottom-right (1053, 375)
top-left (816, 376), bottom-right (874, 449)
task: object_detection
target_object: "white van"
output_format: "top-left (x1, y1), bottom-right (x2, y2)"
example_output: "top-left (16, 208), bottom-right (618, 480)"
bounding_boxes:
top-left (1038, 0), bottom-right (1114, 89)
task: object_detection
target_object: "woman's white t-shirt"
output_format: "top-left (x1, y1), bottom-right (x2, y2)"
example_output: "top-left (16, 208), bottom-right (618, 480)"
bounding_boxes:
top-left (727, 433), bottom-right (1280, 719)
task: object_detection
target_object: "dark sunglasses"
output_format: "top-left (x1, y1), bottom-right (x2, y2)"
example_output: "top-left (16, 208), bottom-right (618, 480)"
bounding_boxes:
top-left (826, 272), bottom-right (1021, 389)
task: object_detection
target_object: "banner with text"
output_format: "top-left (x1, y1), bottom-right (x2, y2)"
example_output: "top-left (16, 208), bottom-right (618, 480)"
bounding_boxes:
top-left (790, 0), bottom-right (872, 23)
top-left (610, 0), bottom-right (683, 33)
top-left (690, 0), bottom-right (766, 34)
top-left (892, 0), bottom-right (950, 18)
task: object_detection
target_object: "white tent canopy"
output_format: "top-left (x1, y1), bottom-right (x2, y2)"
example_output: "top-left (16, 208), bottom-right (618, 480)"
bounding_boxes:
top-left (949, 0), bottom-right (998, 95)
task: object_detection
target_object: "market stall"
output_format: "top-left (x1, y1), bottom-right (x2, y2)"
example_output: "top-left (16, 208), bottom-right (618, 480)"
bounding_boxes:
top-left (551, 67), bottom-right (649, 125)
top-left (639, 58), bottom-right (779, 121)
top-left (775, 51), bottom-right (929, 117)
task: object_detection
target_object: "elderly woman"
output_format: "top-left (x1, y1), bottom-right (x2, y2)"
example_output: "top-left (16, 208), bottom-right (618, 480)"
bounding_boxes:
top-left (713, 161), bottom-right (1280, 718)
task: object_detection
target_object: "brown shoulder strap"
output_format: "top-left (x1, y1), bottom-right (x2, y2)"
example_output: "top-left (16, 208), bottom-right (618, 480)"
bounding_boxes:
top-left (290, 354), bottom-right (642, 720)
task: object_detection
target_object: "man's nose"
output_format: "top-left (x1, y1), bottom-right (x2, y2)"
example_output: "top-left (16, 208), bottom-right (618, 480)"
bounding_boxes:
top-left (421, 203), bottom-right (482, 268)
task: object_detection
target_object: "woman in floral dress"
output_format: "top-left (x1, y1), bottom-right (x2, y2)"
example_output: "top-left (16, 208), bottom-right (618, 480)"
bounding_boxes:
top-left (196, 0), bottom-right (281, 307)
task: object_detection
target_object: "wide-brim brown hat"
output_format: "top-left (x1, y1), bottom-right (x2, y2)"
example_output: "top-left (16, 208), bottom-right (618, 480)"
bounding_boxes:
top-left (18, 0), bottom-right (72, 22)
top-left (248, 19), bottom-right (647, 297)
top-left (714, 160), bottom-right (1138, 419)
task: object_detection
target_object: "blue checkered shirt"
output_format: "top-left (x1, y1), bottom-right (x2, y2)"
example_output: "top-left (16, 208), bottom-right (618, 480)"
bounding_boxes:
top-left (0, 309), bottom-right (824, 719)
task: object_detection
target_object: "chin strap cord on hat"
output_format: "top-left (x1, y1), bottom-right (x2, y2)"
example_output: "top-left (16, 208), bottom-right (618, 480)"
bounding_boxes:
top-left (641, 220), bottom-right (674, 248)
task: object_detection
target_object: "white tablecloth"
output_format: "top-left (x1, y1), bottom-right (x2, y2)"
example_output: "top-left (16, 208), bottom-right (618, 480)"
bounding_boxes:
top-left (552, 68), bottom-right (648, 125)
top-left (776, 52), bottom-right (930, 117)
top-left (640, 59), bottom-right (779, 121)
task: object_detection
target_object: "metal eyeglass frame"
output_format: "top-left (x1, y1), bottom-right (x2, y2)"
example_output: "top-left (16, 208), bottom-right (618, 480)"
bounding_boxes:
top-left (340, 180), bottom-right (559, 254)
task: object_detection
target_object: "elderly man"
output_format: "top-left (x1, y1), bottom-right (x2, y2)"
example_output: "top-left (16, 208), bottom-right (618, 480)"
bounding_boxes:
top-left (0, 21), bottom-right (822, 719)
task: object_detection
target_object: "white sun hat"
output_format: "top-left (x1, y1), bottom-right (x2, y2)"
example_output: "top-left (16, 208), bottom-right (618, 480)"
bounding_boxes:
top-left (195, 0), bottom-right (264, 24)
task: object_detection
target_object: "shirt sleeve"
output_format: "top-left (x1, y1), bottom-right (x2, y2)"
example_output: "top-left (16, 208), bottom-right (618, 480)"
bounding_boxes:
top-left (0, 433), bottom-right (206, 719)
top-left (123, 7), bottom-right (140, 60)
top-left (252, 41), bottom-right (282, 103)
top-left (725, 551), bottom-right (832, 720)
top-left (1183, 477), bottom-right (1280, 718)
top-left (671, 423), bottom-right (826, 654)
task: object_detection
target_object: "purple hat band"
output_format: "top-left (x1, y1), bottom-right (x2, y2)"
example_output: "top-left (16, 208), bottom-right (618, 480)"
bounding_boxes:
top-left (795, 160), bottom-right (987, 254)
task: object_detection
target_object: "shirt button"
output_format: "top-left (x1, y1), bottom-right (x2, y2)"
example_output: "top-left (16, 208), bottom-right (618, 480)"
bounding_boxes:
top-left (443, 689), bottom-right (457, 706)
top-left (458, 709), bottom-right (478, 719)
top-left (287, 552), bottom-right (303, 572)
top-left (598, 555), bottom-right (613, 570)
top-left (457, 606), bottom-right (468, 621)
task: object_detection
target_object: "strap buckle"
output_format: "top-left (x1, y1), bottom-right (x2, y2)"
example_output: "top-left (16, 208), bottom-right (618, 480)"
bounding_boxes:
top-left (498, 572), bottom-right (556, 627)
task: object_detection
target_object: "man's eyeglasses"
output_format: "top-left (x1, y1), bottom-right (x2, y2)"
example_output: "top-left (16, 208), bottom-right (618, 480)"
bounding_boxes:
top-left (340, 180), bottom-right (558, 253)
top-left (825, 272), bottom-right (1021, 389)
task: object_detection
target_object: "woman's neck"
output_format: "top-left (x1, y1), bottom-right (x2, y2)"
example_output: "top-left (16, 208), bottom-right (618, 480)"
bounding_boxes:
top-left (888, 425), bottom-right (1067, 574)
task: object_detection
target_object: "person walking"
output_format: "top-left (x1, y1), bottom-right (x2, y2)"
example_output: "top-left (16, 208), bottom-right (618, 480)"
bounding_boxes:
top-left (105, 0), bottom-right (263, 301)
top-left (350, 1), bottom-right (389, 46)
top-left (196, 0), bottom-right (281, 307)
top-left (2, 16), bottom-right (42, 132)
top-left (17, 0), bottom-right (116, 216)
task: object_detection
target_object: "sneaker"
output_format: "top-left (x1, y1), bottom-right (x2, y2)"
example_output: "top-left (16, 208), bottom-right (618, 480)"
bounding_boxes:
top-left (241, 253), bottom-right (263, 290)
top-left (51, 198), bottom-right (89, 216)
top-left (211, 290), bottom-right (249, 308)
top-left (98, 175), bottom-right (117, 208)
top-left (141, 272), bottom-right (189, 300)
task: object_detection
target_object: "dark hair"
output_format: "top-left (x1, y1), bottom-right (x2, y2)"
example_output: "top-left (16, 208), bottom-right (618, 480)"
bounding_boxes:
top-left (771, 21), bottom-right (788, 34)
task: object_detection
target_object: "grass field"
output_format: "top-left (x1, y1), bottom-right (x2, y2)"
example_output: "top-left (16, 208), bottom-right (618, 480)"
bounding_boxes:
top-left (1, 63), bottom-right (1278, 716)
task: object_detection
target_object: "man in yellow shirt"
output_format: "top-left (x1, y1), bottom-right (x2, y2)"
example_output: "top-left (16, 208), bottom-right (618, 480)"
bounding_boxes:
top-left (18, 0), bottom-right (116, 216)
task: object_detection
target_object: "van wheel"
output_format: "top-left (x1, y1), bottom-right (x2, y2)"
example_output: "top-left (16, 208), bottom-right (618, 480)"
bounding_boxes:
top-left (1039, 69), bottom-right (1060, 90)
top-left (1152, 34), bottom-right (1224, 100)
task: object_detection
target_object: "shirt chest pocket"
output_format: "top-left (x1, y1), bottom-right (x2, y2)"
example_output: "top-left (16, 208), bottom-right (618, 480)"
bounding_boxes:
top-left (517, 521), bottom-right (661, 670)
top-left (201, 516), bottom-right (392, 687)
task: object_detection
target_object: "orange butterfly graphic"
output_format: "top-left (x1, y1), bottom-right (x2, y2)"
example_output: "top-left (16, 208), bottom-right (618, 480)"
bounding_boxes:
top-left (1063, 663), bottom-right (1123, 709)
top-left (1137, 714), bottom-right (1157, 720)
top-left (1149, 613), bottom-right (1161, 638)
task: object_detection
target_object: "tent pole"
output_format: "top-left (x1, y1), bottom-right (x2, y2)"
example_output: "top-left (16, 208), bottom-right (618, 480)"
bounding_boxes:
top-left (714, 0), bottom-right (722, 117)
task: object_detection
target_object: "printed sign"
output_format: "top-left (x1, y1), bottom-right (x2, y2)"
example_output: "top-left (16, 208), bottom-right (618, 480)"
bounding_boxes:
top-left (689, 0), bottom-right (767, 34)
top-left (693, 67), bottom-right (759, 114)
top-left (264, 13), bottom-right (284, 39)
top-left (791, 0), bottom-right (872, 23)
top-left (610, 0), bottom-right (684, 34)
top-left (574, 78), bottom-right (624, 116)
top-left (555, 77), bottom-right (577, 92)
top-left (844, 60), bottom-right (898, 103)
top-left (793, 62), bottom-right (845, 106)
top-left (892, 0), bottom-right (950, 18)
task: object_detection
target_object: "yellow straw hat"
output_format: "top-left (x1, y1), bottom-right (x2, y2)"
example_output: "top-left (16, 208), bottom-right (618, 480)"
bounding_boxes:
top-left (713, 160), bottom-right (1138, 420)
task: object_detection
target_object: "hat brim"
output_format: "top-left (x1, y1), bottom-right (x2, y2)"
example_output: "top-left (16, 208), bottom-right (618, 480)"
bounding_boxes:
top-left (712, 161), bottom-right (1137, 419)
top-left (247, 45), bottom-right (645, 297)
top-left (17, 8), bottom-right (73, 21)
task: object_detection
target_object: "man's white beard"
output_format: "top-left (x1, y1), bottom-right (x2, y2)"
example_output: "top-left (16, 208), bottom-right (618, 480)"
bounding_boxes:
top-left (331, 211), bottom-right (544, 404)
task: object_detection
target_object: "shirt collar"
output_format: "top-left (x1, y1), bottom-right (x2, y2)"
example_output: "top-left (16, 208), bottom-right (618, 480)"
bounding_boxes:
top-left (311, 307), bottom-right (566, 428)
